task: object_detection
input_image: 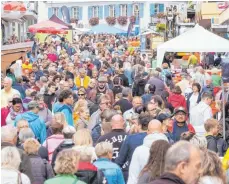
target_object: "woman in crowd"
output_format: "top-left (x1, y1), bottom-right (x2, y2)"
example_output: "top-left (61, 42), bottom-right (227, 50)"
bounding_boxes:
top-left (168, 86), bottom-right (186, 110)
top-left (75, 107), bottom-right (90, 130)
top-left (72, 128), bottom-right (97, 161)
top-left (73, 98), bottom-right (88, 125)
top-left (42, 116), bottom-right (64, 163)
top-left (94, 142), bottom-right (125, 184)
top-left (75, 146), bottom-right (107, 184)
top-left (4, 97), bottom-right (24, 125)
top-left (1, 146), bottom-right (31, 184)
top-left (24, 138), bottom-right (54, 183)
top-left (138, 140), bottom-right (170, 183)
top-left (187, 82), bottom-right (202, 113)
top-left (44, 149), bottom-right (86, 184)
top-left (199, 150), bottom-right (226, 184)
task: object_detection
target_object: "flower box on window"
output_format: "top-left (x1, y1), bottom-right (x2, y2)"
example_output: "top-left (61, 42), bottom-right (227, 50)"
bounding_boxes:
top-left (117, 16), bottom-right (127, 26)
top-left (70, 18), bottom-right (78, 24)
top-left (89, 17), bottom-right (99, 26)
top-left (156, 12), bottom-right (166, 19)
top-left (105, 16), bottom-right (116, 26)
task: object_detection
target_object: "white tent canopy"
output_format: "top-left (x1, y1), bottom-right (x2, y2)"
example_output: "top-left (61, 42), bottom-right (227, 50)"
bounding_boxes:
top-left (157, 24), bottom-right (229, 67)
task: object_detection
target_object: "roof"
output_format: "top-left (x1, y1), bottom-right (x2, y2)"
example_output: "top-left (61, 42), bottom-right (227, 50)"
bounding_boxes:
top-left (49, 14), bottom-right (72, 28)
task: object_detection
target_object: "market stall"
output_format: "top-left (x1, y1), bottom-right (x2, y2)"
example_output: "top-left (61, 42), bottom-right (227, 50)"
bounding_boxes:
top-left (157, 24), bottom-right (229, 67)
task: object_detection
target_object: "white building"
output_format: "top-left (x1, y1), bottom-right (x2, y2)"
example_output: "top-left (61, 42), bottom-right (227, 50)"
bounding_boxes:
top-left (38, 1), bottom-right (188, 34)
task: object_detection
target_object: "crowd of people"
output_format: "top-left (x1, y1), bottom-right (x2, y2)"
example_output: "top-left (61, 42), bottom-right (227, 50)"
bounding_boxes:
top-left (1, 33), bottom-right (229, 184)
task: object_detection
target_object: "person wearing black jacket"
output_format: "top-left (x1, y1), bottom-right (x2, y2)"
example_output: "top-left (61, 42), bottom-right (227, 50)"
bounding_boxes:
top-left (96, 114), bottom-right (128, 162)
top-left (75, 147), bottom-right (107, 184)
top-left (51, 126), bottom-right (76, 168)
top-left (118, 68), bottom-right (129, 87)
top-left (1, 125), bottom-right (34, 183)
top-left (112, 76), bottom-right (123, 99)
top-left (44, 82), bottom-right (57, 111)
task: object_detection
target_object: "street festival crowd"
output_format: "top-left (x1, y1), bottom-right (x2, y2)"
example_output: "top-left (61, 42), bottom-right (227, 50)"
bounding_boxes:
top-left (1, 34), bottom-right (229, 184)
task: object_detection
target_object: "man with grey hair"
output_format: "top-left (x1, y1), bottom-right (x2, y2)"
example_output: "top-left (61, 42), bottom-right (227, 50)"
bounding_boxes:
top-left (113, 87), bottom-right (133, 114)
top-left (128, 119), bottom-right (168, 184)
top-left (1, 125), bottom-right (34, 182)
top-left (1, 77), bottom-right (20, 108)
top-left (149, 141), bottom-right (202, 184)
top-left (147, 71), bottom-right (165, 96)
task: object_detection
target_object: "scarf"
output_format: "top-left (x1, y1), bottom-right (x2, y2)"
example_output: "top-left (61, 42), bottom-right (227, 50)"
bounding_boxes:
top-left (9, 107), bottom-right (23, 120)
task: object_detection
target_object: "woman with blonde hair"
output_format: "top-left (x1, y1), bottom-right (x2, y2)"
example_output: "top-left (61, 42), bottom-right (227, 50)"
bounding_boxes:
top-left (1, 146), bottom-right (31, 184)
top-left (75, 107), bottom-right (90, 130)
top-left (72, 129), bottom-right (97, 161)
top-left (44, 149), bottom-right (86, 184)
top-left (73, 98), bottom-right (88, 125)
top-left (199, 150), bottom-right (226, 184)
top-left (24, 138), bottom-right (54, 183)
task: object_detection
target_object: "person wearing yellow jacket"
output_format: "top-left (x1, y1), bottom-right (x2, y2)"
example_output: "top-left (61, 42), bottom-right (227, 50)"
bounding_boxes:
top-left (75, 68), bottom-right (90, 89)
top-left (223, 148), bottom-right (229, 171)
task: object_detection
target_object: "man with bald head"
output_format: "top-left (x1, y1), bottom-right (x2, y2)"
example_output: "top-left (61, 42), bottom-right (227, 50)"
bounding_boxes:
top-left (96, 114), bottom-right (128, 161)
top-left (127, 119), bottom-right (168, 184)
top-left (1, 77), bottom-right (20, 108)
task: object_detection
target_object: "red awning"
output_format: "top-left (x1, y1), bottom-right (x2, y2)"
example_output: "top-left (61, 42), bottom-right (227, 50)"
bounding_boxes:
top-left (28, 20), bottom-right (68, 34)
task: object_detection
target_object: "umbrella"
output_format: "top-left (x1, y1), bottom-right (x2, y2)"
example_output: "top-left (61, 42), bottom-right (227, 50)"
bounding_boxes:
top-left (28, 20), bottom-right (68, 34)
top-left (36, 28), bottom-right (68, 34)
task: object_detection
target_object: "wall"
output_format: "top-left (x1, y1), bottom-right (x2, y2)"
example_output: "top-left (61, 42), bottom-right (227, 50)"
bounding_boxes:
top-left (201, 2), bottom-right (223, 19)
top-left (219, 7), bottom-right (229, 24)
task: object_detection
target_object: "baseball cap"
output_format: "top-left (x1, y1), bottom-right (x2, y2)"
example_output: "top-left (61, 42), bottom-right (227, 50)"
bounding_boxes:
top-left (28, 101), bottom-right (39, 109)
top-left (173, 107), bottom-right (187, 115)
top-left (157, 113), bottom-right (171, 123)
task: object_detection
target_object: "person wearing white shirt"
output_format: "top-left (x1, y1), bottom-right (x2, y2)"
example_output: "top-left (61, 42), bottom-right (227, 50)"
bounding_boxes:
top-left (190, 92), bottom-right (213, 136)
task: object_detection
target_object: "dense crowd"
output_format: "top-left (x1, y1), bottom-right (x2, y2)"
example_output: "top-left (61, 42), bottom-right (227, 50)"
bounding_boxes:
top-left (1, 34), bottom-right (229, 184)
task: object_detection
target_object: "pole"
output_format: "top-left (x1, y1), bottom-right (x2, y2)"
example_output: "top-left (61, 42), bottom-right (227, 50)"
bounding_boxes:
top-left (222, 80), bottom-right (226, 140)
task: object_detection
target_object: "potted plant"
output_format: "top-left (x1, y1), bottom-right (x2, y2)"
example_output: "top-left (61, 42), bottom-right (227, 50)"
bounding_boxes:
top-left (156, 23), bottom-right (166, 32)
top-left (129, 15), bottom-right (136, 24)
top-left (156, 12), bottom-right (166, 19)
top-left (105, 16), bottom-right (116, 25)
top-left (117, 16), bottom-right (127, 26)
top-left (70, 18), bottom-right (78, 24)
top-left (89, 17), bottom-right (99, 26)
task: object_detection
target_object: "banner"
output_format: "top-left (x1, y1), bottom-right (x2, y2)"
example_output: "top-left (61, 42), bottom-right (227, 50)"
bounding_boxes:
top-left (61, 6), bottom-right (71, 24)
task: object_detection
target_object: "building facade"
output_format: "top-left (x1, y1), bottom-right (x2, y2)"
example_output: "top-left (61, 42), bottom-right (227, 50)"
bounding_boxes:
top-left (39, 1), bottom-right (188, 34)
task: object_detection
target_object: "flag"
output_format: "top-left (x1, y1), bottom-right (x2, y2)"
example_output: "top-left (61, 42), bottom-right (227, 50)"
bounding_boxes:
top-left (61, 6), bottom-right (70, 24)
top-left (127, 22), bottom-right (133, 37)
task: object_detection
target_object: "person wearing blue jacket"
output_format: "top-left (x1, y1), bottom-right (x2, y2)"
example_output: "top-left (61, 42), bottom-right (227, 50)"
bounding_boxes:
top-left (53, 89), bottom-right (74, 127)
top-left (14, 101), bottom-right (46, 144)
top-left (94, 142), bottom-right (125, 184)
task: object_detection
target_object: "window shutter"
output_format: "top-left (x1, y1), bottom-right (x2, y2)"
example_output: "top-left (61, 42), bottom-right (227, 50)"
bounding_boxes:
top-left (159, 4), bottom-right (164, 12)
top-left (58, 8), bottom-right (62, 19)
top-left (127, 4), bottom-right (132, 17)
top-left (115, 4), bottom-right (120, 17)
top-left (48, 8), bottom-right (53, 18)
top-left (104, 5), bottom-right (109, 17)
top-left (150, 4), bottom-right (155, 16)
top-left (68, 7), bottom-right (72, 19)
top-left (139, 3), bottom-right (144, 18)
top-left (99, 6), bottom-right (103, 19)
top-left (79, 7), bottom-right (83, 20)
top-left (88, 6), bottom-right (92, 19)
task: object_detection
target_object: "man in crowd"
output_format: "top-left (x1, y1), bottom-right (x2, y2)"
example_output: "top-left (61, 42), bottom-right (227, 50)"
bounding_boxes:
top-left (190, 92), bottom-right (213, 136)
top-left (1, 77), bottom-right (20, 108)
top-left (147, 71), bottom-right (165, 96)
top-left (150, 141), bottom-right (202, 184)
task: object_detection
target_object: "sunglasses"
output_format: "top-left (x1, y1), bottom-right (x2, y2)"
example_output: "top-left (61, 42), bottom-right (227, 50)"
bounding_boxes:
top-left (78, 93), bottom-right (85, 96)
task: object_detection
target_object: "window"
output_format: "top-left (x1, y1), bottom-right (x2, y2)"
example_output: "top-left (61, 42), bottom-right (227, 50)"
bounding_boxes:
top-left (53, 7), bottom-right (59, 16)
top-left (72, 7), bottom-right (79, 19)
top-left (109, 5), bottom-right (115, 17)
top-left (92, 6), bottom-right (99, 17)
top-left (133, 4), bottom-right (139, 17)
top-left (120, 4), bottom-right (127, 16)
top-left (155, 4), bottom-right (160, 15)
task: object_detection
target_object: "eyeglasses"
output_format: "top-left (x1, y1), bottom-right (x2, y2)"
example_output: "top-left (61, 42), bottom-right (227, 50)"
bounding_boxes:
top-left (100, 102), bottom-right (111, 105)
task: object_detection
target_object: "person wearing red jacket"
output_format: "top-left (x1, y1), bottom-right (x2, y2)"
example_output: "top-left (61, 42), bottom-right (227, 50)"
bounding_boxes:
top-left (168, 86), bottom-right (186, 110)
top-left (168, 107), bottom-right (195, 142)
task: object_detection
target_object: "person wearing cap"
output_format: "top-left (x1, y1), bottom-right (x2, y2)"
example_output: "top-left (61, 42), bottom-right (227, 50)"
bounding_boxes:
top-left (75, 68), bottom-right (91, 89)
top-left (88, 75), bottom-right (114, 105)
top-left (169, 107), bottom-right (195, 142)
top-left (157, 112), bottom-right (174, 143)
top-left (14, 101), bottom-right (47, 144)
